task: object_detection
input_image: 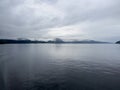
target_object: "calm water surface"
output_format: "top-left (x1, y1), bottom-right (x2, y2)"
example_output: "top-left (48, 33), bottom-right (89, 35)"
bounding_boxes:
top-left (0, 44), bottom-right (120, 90)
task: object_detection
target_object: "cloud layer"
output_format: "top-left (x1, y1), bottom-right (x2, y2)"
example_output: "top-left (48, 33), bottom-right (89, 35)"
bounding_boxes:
top-left (0, 0), bottom-right (120, 41)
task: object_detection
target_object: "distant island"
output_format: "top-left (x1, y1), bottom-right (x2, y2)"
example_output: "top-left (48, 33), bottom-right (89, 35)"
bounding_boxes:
top-left (116, 41), bottom-right (120, 44)
top-left (0, 38), bottom-right (109, 44)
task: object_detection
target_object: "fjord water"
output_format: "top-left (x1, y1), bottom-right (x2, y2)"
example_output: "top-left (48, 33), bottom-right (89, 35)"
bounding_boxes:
top-left (0, 44), bottom-right (120, 90)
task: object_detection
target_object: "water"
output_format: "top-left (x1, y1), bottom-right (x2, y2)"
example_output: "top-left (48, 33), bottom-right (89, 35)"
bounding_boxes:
top-left (0, 44), bottom-right (120, 90)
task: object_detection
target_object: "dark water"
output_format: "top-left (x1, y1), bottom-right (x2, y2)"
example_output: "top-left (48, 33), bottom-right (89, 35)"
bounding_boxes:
top-left (0, 44), bottom-right (120, 90)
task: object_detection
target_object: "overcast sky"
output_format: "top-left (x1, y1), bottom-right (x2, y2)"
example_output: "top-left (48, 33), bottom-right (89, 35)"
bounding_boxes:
top-left (0, 0), bottom-right (120, 42)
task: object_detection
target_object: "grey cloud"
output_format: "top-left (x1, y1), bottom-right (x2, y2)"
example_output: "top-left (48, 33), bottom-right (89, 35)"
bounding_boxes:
top-left (0, 0), bottom-right (120, 42)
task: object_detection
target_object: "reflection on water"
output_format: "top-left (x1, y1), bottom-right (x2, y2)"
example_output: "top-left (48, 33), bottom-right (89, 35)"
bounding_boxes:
top-left (0, 44), bottom-right (120, 90)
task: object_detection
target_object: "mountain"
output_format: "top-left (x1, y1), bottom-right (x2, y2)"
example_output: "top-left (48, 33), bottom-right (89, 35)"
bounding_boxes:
top-left (0, 39), bottom-right (46, 44)
top-left (54, 38), bottom-right (64, 43)
top-left (69, 40), bottom-right (108, 44)
top-left (0, 38), bottom-right (109, 44)
top-left (116, 41), bottom-right (120, 44)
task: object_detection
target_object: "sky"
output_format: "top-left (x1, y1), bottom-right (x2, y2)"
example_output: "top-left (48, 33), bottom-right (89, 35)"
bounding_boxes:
top-left (0, 0), bottom-right (120, 42)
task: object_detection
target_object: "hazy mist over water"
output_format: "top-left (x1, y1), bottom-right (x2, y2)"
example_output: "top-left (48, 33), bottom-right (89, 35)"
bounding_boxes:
top-left (0, 44), bottom-right (120, 90)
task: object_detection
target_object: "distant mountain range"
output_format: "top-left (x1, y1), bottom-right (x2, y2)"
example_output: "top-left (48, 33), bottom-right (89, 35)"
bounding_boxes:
top-left (0, 38), bottom-right (110, 44)
top-left (0, 39), bottom-right (46, 44)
